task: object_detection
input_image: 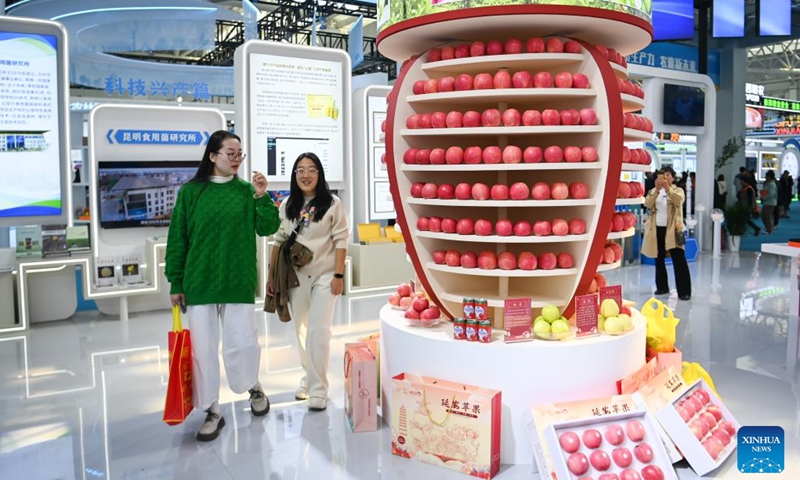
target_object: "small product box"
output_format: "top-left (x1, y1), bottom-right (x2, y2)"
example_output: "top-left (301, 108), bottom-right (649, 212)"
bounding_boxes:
top-left (543, 410), bottom-right (679, 480)
top-left (631, 367), bottom-right (688, 463)
top-left (654, 378), bottom-right (741, 477)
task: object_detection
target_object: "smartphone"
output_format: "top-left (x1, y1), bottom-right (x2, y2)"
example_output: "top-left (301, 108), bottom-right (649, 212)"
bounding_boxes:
top-left (180, 302), bottom-right (187, 314)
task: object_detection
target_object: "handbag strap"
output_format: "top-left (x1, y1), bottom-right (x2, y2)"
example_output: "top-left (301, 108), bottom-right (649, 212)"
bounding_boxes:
top-left (172, 305), bottom-right (183, 332)
top-left (422, 389), bottom-right (455, 427)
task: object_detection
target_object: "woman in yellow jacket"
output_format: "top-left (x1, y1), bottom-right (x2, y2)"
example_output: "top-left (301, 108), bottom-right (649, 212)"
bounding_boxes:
top-left (642, 167), bottom-right (692, 300)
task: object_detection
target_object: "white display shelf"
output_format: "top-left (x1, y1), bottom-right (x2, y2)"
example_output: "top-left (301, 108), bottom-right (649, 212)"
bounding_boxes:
top-left (421, 53), bottom-right (585, 76)
top-left (607, 228), bottom-right (636, 240)
top-left (621, 93), bottom-right (645, 112)
top-left (439, 291), bottom-right (568, 309)
top-left (407, 88), bottom-right (597, 106)
top-left (408, 197), bottom-right (595, 207)
top-left (621, 163), bottom-right (652, 172)
top-left (427, 262), bottom-right (578, 277)
top-left (624, 128), bottom-right (653, 142)
top-left (616, 197), bottom-right (645, 206)
top-left (416, 230), bottom-right (589, 244)
top-left (611, 62), bottom-right (629, 80)
top-left (401, 125), bottom-right (603, 137)
top-left (597, 260), bottom-right (622, 272)
top-left (401, 163), bottom-right (602, 172)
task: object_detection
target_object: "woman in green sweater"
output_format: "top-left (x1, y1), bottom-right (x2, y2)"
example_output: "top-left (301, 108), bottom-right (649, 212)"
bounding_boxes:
top-left (165, 130), bottom-right (280, 441)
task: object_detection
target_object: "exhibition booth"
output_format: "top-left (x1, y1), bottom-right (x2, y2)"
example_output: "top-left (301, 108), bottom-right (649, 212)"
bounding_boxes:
top-left (1, 3), bottom-right (746, 479)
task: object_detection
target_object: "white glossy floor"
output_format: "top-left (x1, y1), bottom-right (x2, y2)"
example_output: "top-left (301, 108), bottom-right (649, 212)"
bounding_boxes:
top-left (0, 252), bottom-right (798, 479)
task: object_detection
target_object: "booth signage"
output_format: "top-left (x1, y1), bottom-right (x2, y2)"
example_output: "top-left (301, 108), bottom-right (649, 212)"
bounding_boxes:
top-left (103, 75), bottom-right (211, 100)
top-left (106, 129), bottom-right (210, 145)
top-left (626, 43), bottom-right (721, 85)
top-left (745, 84), bottom-right (800, 114)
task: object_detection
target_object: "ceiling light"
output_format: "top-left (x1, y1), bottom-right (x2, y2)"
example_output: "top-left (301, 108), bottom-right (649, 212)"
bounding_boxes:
top-left (51, 7), bottom-right (216, 21)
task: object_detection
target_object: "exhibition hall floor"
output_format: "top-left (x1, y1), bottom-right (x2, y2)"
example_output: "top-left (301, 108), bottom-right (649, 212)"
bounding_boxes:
top-left (1, 252), bottom-right (798, 479)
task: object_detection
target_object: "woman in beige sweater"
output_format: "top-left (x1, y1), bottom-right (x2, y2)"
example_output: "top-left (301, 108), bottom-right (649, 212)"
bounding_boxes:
top-left (642, 166), bottom-right (691, 300)
top-left (267, 152), bottom-right (349, 411)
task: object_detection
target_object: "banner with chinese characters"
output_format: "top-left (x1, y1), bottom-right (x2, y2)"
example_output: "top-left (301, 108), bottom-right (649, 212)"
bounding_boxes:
top-left (391, 373), bottom-right (501, 479)
top-left (626, 42), bottom-right (721, 85)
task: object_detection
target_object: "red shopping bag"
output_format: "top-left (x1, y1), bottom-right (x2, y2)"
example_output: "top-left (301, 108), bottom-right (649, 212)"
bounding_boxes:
top-left (163, 305), bottom-right (193, 425)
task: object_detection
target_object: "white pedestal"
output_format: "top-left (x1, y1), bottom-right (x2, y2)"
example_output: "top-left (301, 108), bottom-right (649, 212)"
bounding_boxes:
top-left (760, 243), bottom-right (800, 379)
top-left (349, 242), bottom-right (415, 288)
top-left (379, 304), bottom-right (646, 465)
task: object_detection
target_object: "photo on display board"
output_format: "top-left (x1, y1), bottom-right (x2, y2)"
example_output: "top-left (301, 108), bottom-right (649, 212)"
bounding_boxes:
top-left (373, 181), bottom-right (394, 214)
top-left (372, 112), bottom-right (386, 145)
top-left (373, 146), bottom-right (388, 179)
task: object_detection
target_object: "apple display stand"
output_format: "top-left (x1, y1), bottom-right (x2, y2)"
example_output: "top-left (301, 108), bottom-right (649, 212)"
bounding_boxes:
top-left (379, 304), bottom-right (646, 465)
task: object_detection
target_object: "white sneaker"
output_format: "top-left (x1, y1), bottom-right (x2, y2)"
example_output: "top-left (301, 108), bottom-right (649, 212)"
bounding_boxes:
top-left (197, 409), bottom-right (225, 441)
top-left (295, 386), bottom-right (309, 401)
top-left (308, 397), bottom-right (327, 411)
top-left (249, 387), bottom-right (270, 417)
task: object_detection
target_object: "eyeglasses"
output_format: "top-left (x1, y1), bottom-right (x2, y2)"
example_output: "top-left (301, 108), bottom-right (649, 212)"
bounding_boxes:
top-left (215, 151), bottom-right (246, 160)
top-left (294, 168), bottom-right (319, 177)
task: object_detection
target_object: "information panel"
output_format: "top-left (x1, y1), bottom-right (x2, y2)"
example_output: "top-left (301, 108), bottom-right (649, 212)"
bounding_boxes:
top-left (0, 19), bottom-right (68, 225)
top-left (367, 94), bottom-right (393, 220)
top-left (247, 52), bottom-right (344, 184)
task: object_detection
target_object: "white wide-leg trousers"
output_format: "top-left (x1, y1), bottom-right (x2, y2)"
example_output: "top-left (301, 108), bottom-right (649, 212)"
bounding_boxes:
top-left (288, 273), bottom-right (338, 400)
top-left (186, 303), bottom-right (260, 411)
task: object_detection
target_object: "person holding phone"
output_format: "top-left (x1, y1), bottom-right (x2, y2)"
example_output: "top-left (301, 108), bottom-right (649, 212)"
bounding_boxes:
top-left (267, 152), bottom-right (349, 412)
top-left (165, 130), bottom-right (280, 441)
top-left (642, 167), bottom-right (692, 300)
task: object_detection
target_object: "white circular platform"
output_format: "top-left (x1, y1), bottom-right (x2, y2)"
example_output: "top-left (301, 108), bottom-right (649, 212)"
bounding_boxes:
top-left (379, 304), bottom-right (646, 465)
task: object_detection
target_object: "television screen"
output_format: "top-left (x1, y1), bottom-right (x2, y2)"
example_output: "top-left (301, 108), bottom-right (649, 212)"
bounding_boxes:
top-left (652, 0), bottom-right (694, 41)
top-left (713, 0), bottom-right (745, 38)
top-left (758, 0), bottom-right (791, 36)
top-left (98, 161), bottom-right (199, 229)
top-left (662, 84), bottom-right (705, 127)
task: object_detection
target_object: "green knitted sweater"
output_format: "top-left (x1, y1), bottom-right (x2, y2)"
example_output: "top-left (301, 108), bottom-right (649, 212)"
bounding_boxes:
top-left (165, 178), bottom-right (280, 305)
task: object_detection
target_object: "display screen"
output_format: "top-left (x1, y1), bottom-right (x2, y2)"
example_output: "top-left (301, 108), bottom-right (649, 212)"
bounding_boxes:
top-left (662, 84), bottom-right (705, 127)
top-left (712, 0), bottom-right (745, 38)
top-left (759, 0), bottom-right (792, 36)
top-left (652, 0), bottom-right (695, 41)
top-left (248, 53), bottom-right (344, 184)
top-left (0, 30), bottom-right (62, 219)
top-left (98, 161), bottom-right (199, 229)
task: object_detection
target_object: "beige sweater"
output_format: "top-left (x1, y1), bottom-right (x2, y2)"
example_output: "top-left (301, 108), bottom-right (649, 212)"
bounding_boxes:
top-left (274, 195), bottom-right (349, 278)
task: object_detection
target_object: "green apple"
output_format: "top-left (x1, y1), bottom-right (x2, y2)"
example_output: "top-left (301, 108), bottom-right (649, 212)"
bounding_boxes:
top-left (603, 316), bottom-right (625, 333)
top-left (600, 298), bottom-right (620, 318)
top-left (618, 313), bottom-right (632, 330)
top-left (542, 305), bottom-right (560, 323)
top-left (535, 315), bottom-right (545, 324)
top-left (551, 319), bottom-right (570, 334)
top-left (533, 319), bottom-right (552, 334)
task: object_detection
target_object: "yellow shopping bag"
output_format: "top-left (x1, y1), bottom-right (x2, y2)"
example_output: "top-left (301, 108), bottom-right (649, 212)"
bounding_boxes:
top-left (641, 297), bottom-right (680, 353)
top-left (681, 362), bottom-right (719, 396)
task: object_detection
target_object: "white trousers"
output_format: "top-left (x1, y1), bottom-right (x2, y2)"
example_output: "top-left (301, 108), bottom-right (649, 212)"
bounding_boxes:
top-left (288, 273), bottom-right (339, 400)
top-left (186, 303), bottom-right (260, 411)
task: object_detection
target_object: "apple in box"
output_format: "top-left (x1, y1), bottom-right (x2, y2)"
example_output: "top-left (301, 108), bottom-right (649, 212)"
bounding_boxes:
top-left (531, 182), bottom-right (551, 200)
top-left (470, 41), bottom-right (485, 57)
top-left (428, 216), bottom-right (443, 232)
top-left (445, 146), bottom-right (464, 164)
top-left (524, 146), bottom-right (543, 163)
top-left (513, 220), bottom-right (532, 236)
top-left (502, 109), bottom-right (522, 127)
top-left (416, 217), bottom-right (429, 231)
top-left (472, 183), bottom-right (491, 200)
top-left (478, 251), bottom-right (497, 269)
top-left (522, 110), bottom-right (542, 126)
top-left (441, 218), bottom-right (457, 233)
top-left (483, 146), bottom-right (502, 164)
top-left (481, 109), bottom-right (502, 127)
top-left (437, 184), bottom-right (455, 199)
top-left (486, 40), bottom-right (504, 55)
top-left (518, 251), bottom-right (537, 270)
top-left (416, 149), bottom-right (431, 164)
top-left (493, 70), bottom-right (512, 89)
top-left (496, 219), bottom-right (513, 237)
top-left (533, 71), bottom-right (553, 88)
top-left (533, 220), bottom-right (552, 237)
top-left (474, 73), bottom-right (493, 90)
top-left (429, 148), bottom-right (446, 165)
top-left (582, 146), bottom-right (599, 162)
top-left (474, 219), bottom-right (493, 236)
top-left (498, 251), bottom-right (517, 270)
top-left (491, 184), bottom-right (509, 200)
top-left (463, 110), bottom-right (481, 127)
top-left (455, 74), bottom-right (473, 91)
top-left (510, 182), bottom-right (530, 200)
top-left (446, 111), bottom-right (463, 128)
top-left (551, 182), bottom-right (569, 200)
top-left (455, 44), bottom-right (470, 59)
top-left (464, 146), bottom-right (482, 164)
top-left (455, 183), bottom-right (472, 200)
top-left (512, 71), bottom-right (532, 88)
top-left (526, 37), bottom-right (545, 53)
top-left (445, 249), bottom-right (461, 267)
top-left (456, 218), bottom-right (475, 235)
top-left (544, 146), bottom-right (563, 163)
top-left (421, 183), bottom-right (438, 199)
top-left (431, 112), bottom-right (447, 128)
top-left (542, 109), bottom-right (561, 125)
top-left (460, 251), bottom-right (478, 268)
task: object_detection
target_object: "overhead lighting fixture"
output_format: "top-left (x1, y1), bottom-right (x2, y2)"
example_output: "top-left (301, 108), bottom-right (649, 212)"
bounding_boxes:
top-left (51, 6), bottom-right (217, 21)
top-left (4, 0), bottom-right (36, 13)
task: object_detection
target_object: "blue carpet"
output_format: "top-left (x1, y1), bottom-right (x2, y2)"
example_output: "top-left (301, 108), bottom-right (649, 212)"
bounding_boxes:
top-left (739, 200), bottom-right (800, 251)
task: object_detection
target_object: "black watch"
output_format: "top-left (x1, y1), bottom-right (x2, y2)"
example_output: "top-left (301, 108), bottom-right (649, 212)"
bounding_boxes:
top-left (334, 273), bottom-right (344, 279)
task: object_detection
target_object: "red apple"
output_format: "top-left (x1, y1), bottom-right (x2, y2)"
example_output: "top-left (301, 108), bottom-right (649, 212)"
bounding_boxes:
top-left (552, 219), bottom-right (569, 236)
top-left (502, 108), bottom-right (522, 126)
top-left (410, 182), bottom-right (425, 198)
top-left (486, 40), bottom-right (504, 55)
top-left (415, 149), bottom-right (431, 164)
top-left (432, 251), bottom-right (446, 265)
top-left (539, 252), bottom-right (557, 270)
top-left (712, 427), bottom-right (732, 446)
top-left (405, 308), bottom-right (420, 320)
top-left (416, 216), bottom-right (429, 231)
top-left (412, 296), bottom-right (429, 313)
top-left (463, 111), bottom-right (481, 127)
top-left (634, 442), bottom-right (654, 463)
top-left (445, 146), bottom-right (464, 164)
top-left (429, 148), bottom-right (446, 165)
top-left (569, 218), bottom-right (586, 234)
top-left (437, 184), bottom-right (455, 199)
top-left (510, 182), bottom-right (530, 200)
top-left (403, 149), bottom-right (418, 164)
top-left (478, 251), bottom-right (498, 269)
top-left (612, 446), bottom-right (632, 467)
top-left (526, 37), bottom-right (545, 53)
top-left (545, 37), bottom-right (564, 52)
top-left (431, 111), bottom-right (447, 128)
top-left (705, 404), bottom-right (723, 421)
top-left (413, 80), bottom-right (426, 95)
top-left (472, 183), bottom-right (490, 200)
top-left (560, 109), bottom-right (580, 125)
top-left (579, 108), bottom-right (598, 125)
top-left (596, 44), bottom-right (609, 57)
top-left (419, 113), bottom-right (432, 129)
top-left (572, 73), bottom-right (589, 89)
top-left (533, 221), bottom-right (552, 236)
top-left (427, 48), bottom-right (442, 62)
top-left (456, 218), bottom-right (475, 235)
top-left (420, 307), bottom-right (441, 320)
top-left (504, 38), bottom-right (523, 54)
top-left (406, 114), bottom-right (421, 129)
top-left (460, 251), bottom-right (478, 268)
top-left (481, 109), bottom-right (502, 127)
top-left (555, 72), bottom-right (573, 88)
top-left (622, 146), bottom-right (631, 163)
top-left (518, 251), bottom-right (537, 270)
top-left (455, 74), bottom-right (474, 91)
top-left (455, 183), bottom-right (472, 200)
top-left (531, 182), bottom-right (551, 200)
top-left (421, 183), bottom-right (438, 199)
top-left (503, 145), bottom-right (523, 163)
top-left (564, 40), bottom-right (582, 53)
top-left (522, 109), bottom-right (542, 126)
top-left (551, 182), bottom-right (569, 200)
top-left (542, 109), bottom-right (561, 125)
top-left (445, 249), bottom-right (461, 266)
top-left (564, 146), bottom-right (583, 162)
top-left (491, 184), bottom-right (509, 200)
top-left (569, 182), bottom-right (589, 199)
top-left (474, 219), bottom-right (493, 236)
top-left (454, 44), bottom-right (470, 59)
top-left (495, 219), bottom-right (513, 236)
top-left (533, 71), bottom-right (553, 88)
top-left (464, 146), bottom-right (482, 164)
top-left (641, 465), bottom-right (664, 480)
top-left (470, 41), bottom-right (486, 57)
top-left (512, 71), bottom-right (533, 88)
top-left (441, 218), bottom-right (457, 233)
top-left (611, 213), bottom-right (625, 232)
top-left (498, 251), bottom-right (518, 270)
top-left (397, 283), bottom-right (412, 297)
top-left (557, 252), bottom-right (574, 268)
top-left (438, 76), bottom-right (455, 92)
top-left (544, 145), bottom-right (564, 163)
top-left (513, 220), bottom-right (532, 236)
top-left (445, 111), bottom-right (463, 128)
top-left (482, 146), bottom-right (502, 164)
top-left (423, 79), bottom-right (438, 94)
top-left (590, 450), bottom-right (611, 471)
top-left (618, 183), bottom-right (632, 199)
top-left (474, 73), bottom-right (493, 90)
top-left (441, 45), bottom-right (456, 60)
top-left (493, 70), bottom-right (512, 89)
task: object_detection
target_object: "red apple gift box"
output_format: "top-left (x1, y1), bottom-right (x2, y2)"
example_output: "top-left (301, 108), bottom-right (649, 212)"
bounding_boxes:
top-left (543, 411), bottom-right (678, 480)
top-left (655, 379), bottom-right (741, 477)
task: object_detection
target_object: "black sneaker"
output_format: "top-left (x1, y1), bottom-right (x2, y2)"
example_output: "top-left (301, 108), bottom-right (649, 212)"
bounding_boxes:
top-left (197, 409), bottom-right (225, 441)
top-left (654, 289), bottom-right (670, 295)
top-left (249, 388), bottom-right (270, 417)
